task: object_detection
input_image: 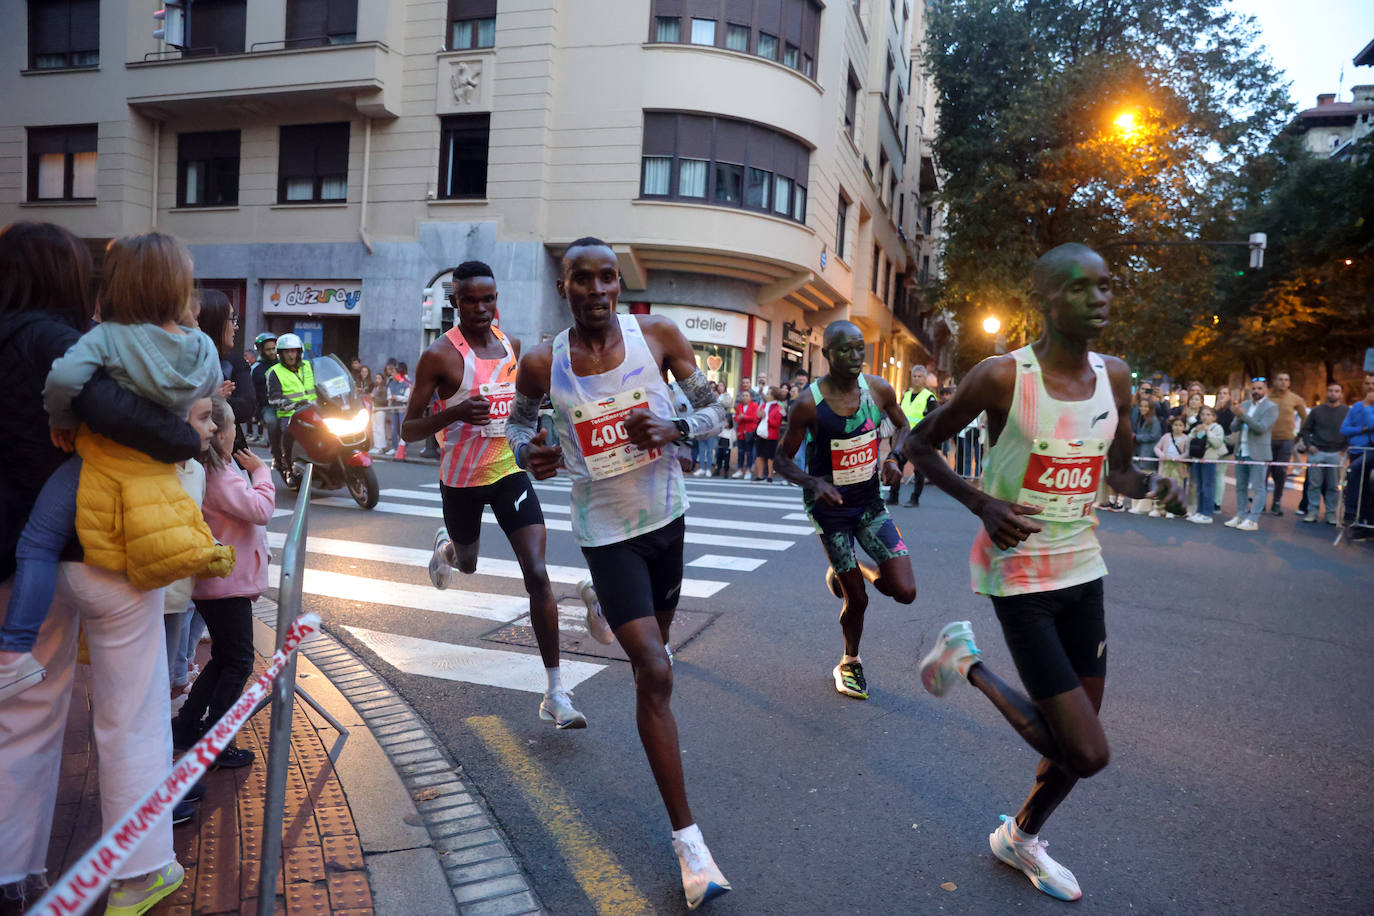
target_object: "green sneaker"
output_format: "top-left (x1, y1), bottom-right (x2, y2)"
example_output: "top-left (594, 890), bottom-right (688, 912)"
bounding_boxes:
top-left (105, 861), bottom-right (184, 915)
top-left (832, 661), bottom-right (868, 699)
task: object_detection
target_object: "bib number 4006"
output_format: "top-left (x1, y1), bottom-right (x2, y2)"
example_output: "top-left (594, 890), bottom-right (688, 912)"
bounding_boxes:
top-left (1037, 465), bottom-right (1095, 491)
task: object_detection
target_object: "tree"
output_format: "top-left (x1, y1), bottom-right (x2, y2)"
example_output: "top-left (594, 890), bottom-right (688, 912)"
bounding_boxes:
top-left (923, 0), bottom-right (1292, 375)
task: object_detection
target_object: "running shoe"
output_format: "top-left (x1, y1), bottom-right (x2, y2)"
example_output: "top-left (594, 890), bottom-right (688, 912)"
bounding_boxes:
top-left (172, 799), bottom-right (197, 826)
top-left (1237, 520), bottom-right (1259, 532)
top-left (918, 620), bottom-right (980, 698)
top-left (105, 861), bottom-right (185, 916)
top-left (429, 527), bottom-right (453, 590)
top-left (673, 832), bottom-right (732, 910)
top-left (665, 643), bottom-right (675, 667)
top-left (832, 661), bottom-right (868, 699)
top-left (824, 566), bottom-right (843, 600)
top-left (538, 690), bottom-right (587, 729)
top-left (577, 578), bottom-right (615, 645)
top-left (1223, 516), bottom-right (1243, 528)
top-left (989, 814), bottom-right (1082, 901)
top-left (0, 652), bottom-right (46, 702)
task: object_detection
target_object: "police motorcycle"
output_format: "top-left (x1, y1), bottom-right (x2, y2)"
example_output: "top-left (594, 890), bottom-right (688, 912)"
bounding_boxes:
top-left (277, 353), bottom-right (379, 509)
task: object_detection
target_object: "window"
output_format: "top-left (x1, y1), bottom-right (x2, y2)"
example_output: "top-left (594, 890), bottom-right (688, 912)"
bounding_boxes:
top-left (639, 111), bottom-right (809, 223)
top-left (28, 0), bottom-right (99, 70)
top-left (656, 16), bottom-right (681, 42)
top-left (647, 0), bottom-right (821, 74)
top-left (438, 113), bottom-right (489, 199)
top-left (449, 0), bottom-right (495, 49)
top-left (278, 122), bottom-right (349, 203)
top-left (897, 192), bottom-right (904, 229)
top-left (845, 67), bottom-right (860, 137)
top-left (185, 0), bottom-right (246, 55)
top-left (28, 124), bottom-right (96, 201)
top-left (835, 193), bottom-right (849, 258)
top-left (884, 262), bottom-right (893, 303)
top-left (285, 0), bottom-right (357, 48)
top-left (679, 158), bottom-right (707, 197)
top-left (871, 244), bottom-right (881, 293)
top-left (177, 130), bottom-right (240, 207)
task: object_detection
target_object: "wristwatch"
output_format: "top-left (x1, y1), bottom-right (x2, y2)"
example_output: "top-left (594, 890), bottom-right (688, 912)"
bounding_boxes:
top-left (672, 417), bottom-right (691, 442)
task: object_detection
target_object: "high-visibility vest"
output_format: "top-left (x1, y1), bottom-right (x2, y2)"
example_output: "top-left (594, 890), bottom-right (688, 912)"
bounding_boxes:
top-left (900, 387), bottom-right (937, 427)
top-left (269, 361), bottom-right (316, 417)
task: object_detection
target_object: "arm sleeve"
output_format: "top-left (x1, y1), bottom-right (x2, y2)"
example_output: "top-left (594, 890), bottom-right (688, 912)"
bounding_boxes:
top-left (42, 329), bottom-right (109, 429)
top-left (205, 465), bottom-right (277, 524)
top-left (676, 369), bottom-right (727, 439)
top-left (1246, 403), bottom-right (1277, 435)
top-left (72, 368), bottom-right (203, 462)
top-left (1341, 406), bottom-right (1366, 437)
top-left (505, 390), bottom-right (541, 469)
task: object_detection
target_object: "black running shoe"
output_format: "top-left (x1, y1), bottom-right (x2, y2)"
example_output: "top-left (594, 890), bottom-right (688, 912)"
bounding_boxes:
top-left (833, 661), bottom-right (868, 699)
top-left (184, 778), bottom-right (207, 803)
top-left (172, 799), bottom-right (197, 826)
top-left (213, 743), bottom-right (256, 769)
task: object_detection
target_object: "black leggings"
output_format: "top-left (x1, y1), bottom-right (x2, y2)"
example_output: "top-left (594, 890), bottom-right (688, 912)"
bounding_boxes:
top-left (178, 596), bottom-right (255, 729)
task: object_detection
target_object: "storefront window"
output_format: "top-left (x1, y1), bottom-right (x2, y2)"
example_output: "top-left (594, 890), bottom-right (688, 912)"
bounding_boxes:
top-left (693, 342), bottom-right (742, 395)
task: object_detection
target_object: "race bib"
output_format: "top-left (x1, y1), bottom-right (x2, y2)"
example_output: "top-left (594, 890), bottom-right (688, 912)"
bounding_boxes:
top-left (479, 381), bottom-right (515, 438)
top-left (572, 388), bottom-right (662, 481)
top-left (830, 430), bottom-right (878, 486)
top-left (1016, 438), bottom-right (1108, 521)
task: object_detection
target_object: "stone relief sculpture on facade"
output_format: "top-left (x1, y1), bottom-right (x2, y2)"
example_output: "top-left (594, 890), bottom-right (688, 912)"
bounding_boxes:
top-left (451, 61), bottom-right (481, 106)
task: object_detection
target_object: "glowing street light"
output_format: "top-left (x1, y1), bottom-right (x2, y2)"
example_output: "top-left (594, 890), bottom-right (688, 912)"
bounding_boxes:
top-left (982, 316), bottom-right (1006, 355)
top-left (1113, 111), bottom-right (1136, 132)
top-left (982, 316), bottom-right (1001, 335)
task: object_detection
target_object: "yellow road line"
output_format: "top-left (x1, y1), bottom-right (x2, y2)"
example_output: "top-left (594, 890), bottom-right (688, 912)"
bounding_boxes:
top-left (465, 715), bottom-right (656, 916)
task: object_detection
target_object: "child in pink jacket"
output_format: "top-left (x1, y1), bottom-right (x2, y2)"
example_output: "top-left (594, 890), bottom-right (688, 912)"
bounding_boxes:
top-left (171, 398), bottom-right (275, 768)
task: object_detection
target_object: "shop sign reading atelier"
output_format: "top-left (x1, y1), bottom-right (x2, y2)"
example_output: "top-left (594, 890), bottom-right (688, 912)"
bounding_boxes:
top-left (263, 280), bottom-right (364, 316)
top-left (651, 304), bottom-right (748, 349)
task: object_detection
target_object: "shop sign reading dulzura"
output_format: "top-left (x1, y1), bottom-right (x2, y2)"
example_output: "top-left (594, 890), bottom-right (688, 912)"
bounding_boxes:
top-left (262, 280), bottom-right (363, 316)
top-left (651, 304), bottom-right (748, 348)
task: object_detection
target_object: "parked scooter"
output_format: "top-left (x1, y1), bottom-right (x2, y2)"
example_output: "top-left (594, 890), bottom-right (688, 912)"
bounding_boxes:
top-left (276, 354), bottom-right (379, 509)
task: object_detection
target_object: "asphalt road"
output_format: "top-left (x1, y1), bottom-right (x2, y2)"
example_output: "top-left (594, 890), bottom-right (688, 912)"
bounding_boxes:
top-left (265, 455), bottom-right (1374, 915)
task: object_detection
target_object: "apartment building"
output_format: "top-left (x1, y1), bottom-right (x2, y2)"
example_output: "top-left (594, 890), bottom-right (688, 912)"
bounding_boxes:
top-left (1, 0), bottom-right (946, 389)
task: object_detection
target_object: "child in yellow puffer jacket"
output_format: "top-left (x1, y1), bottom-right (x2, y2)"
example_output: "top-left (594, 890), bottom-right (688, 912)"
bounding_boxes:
top-left (0, 232), bottom-right (233, 701)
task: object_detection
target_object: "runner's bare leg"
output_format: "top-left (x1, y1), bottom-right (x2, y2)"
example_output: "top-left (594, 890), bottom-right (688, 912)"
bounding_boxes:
top-left (509, 525), bottom-right (559, 669)
top-left (616, 616), bottom-right (692, 829)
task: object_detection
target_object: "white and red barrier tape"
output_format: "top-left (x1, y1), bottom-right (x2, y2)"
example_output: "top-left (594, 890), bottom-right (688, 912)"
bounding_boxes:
top-left (31, 613), bottom-right (321, 916)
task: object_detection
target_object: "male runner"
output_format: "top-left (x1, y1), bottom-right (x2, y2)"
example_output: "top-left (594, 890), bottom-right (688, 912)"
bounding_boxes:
top-left (902, 243), bottom-right (1179, 901)
top-left (773, 321), bottom-right (915, 700)
top-left (505, 238), bottom-right (731, 910)
top-left (889, 364), bottom-right (938, 507)
top-left (401, 261), bottom-right (598, 729)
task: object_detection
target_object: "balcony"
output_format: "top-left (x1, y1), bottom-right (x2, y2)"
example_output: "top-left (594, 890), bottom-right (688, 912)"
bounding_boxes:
top-left (126, 41), bottom-right (401, 120)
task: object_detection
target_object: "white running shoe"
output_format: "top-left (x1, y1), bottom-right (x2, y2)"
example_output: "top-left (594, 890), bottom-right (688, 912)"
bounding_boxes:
top-left (673, 831), bottom-right (731, 910)
top-left (1223, 516), bottom-right (1242, 528)
top-left (918, 620), bottom-right (980, 698)
top-left (538, 690), bottom-right (587, 729)
top-left (577, 578), bottom-right (615, 645)
top-left (0, 652), bottom-right (46, 702)
top-left (989, 814), bottom-right (1082, 901)
top-left (824, 566), bottom-right (843, 600)
top-left (1148, 507), bottom-right (1164, 518)
top-left (429, 527), bottom-right (453, 590)
top-left (1187, 514), bottom-right (1213, 524)
top-left (105, 861), bottom-right (185, 916)
top-left (1237, 519), bottom-right (1259, 531)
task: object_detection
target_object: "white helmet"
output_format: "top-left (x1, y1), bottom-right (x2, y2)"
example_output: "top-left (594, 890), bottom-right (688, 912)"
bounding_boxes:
top-left (277, 333), bottom-right (304, 351)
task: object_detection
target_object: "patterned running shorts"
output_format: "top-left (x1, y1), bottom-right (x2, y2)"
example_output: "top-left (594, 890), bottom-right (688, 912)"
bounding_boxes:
top-left (811, 499), bottom-right (909, 574)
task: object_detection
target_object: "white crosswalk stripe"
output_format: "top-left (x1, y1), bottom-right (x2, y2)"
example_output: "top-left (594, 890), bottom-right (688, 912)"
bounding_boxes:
top-left (290, 470), bottom-right (814, 693)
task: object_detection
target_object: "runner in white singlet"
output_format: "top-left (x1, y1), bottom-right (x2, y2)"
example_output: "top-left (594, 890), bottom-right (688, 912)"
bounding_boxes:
top-left (900, 244), bottom-right (1180, 902)
top-left (400, 262), bottom-right (587, 729)
top-left (504, 238), bottom-right (732, 911)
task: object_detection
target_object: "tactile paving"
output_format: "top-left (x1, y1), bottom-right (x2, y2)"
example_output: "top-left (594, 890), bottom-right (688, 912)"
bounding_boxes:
top-left (283, 881), bottom-right (330, 916)
top-left (284, 844), bottom-right (328, 884)
top-left (194, 833), bottom-right (239, 914)
top-left (321, 834), bottom-right (365, 871)
top-left (313, 805), bottom-right (355, 837)
top-left (326, 871), bottom-right (373, 910)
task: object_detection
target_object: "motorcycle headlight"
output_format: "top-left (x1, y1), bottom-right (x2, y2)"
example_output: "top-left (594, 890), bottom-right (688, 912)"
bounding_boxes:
top-left (324, 409), bottom-right (370, 436)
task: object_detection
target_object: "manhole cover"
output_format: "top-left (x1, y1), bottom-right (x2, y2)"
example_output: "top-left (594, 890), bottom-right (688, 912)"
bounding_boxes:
top-left (484, 600), bottom-right (719, 662)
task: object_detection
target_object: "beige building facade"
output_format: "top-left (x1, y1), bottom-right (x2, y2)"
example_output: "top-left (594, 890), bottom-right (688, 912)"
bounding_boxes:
top-left (1, 0), bottom-right (945, 389)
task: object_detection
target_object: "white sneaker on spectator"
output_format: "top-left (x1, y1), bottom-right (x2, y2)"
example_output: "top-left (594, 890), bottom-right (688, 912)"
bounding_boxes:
top-left (1237, 519), bottom-right (1259, 531)
top-left (1224, 516), bottom-right (1242, 528)
top-left (1148, 508), bottom-right (1164, 518)
top-left (105, 861), bottom-right (184, 916)
top-left (1187, 514), bottom-right (1213, 524)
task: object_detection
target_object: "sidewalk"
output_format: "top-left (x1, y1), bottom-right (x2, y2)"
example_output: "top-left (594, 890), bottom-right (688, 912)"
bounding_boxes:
top-left (37, 600), bottom-right (544, 916)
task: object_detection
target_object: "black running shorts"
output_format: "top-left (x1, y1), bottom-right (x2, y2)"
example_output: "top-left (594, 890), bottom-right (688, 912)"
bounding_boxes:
top-left (440, 472), bottom-right (543, 545)
top-left (989, 578), bottom-right (1107, 701)
top-left (580, 516), bottom-right (686, 631)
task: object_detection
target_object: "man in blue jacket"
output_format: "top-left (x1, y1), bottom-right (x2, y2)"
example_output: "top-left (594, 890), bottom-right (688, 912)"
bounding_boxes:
top-left (1340, 374), bottom-right (1374, 540)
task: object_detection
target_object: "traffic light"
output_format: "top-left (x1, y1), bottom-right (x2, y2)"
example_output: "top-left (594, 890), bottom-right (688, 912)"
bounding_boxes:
top-left (1248, 232), bottom-right (1266, 270)
top-left (154, 3), bottom-right (186, 47)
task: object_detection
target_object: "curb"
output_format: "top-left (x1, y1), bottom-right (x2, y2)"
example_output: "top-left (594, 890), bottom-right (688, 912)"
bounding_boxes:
top-left (253, 604), bottom-right (546, 916)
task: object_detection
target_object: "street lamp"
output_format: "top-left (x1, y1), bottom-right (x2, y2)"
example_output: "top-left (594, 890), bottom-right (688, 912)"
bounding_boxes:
top-left (982, 316), bottom-right (1006, 355)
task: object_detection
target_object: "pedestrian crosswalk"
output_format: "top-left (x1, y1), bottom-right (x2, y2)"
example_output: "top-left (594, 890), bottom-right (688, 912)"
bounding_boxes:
top-left (274, 474), bottom-right (815, 694)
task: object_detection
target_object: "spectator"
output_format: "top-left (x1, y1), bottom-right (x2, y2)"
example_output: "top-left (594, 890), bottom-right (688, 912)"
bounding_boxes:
top-left (1298, 381), bottom-right (1349, 525)
top-left (1225, 377), bottom-right (1278, 532)
top-left (1212, 384), bottom-right (1235, 514)
top-left (1186, 406), bottom-right (1224, 524)
top-left (1128, 389), bottom-right (1163, 513)
top-left (244, 348), bottom-right (257, 367)
top-left (1170, 380), bottom-right (1205, 419)
top-left (1179, 391), bottom-right (1205, 431)
top-left (1339, 375), bottom-right (1374, 539)
top-left (1266, 371), bottom-right (1308, 516)
top-left (197, 289), bottom-right (255, 452)
top-left (1152, 416), bottom-right (1190, 518)
top-left (250, 331), bottom-right (278, 449)
top-left (753, 387), bottom-right (783, 482)
top-left (715, 384), bottom-right (735, 477)
top-left (751, 374), bottom-right (768, 402)
top-left (732, 385), bottom-right (759, 477)
top-left (385, 361), bottom-right (412, 455)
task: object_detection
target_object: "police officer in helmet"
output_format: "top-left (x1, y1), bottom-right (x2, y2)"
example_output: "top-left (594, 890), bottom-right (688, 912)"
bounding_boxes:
top-left (264, 333), bottom-right (315, 476)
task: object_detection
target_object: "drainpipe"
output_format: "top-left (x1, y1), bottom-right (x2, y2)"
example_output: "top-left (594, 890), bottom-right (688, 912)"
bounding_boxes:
top-left (150, 120), bottom-right (160, 229)
top-left (358, 118), bottom-right (374, 254)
